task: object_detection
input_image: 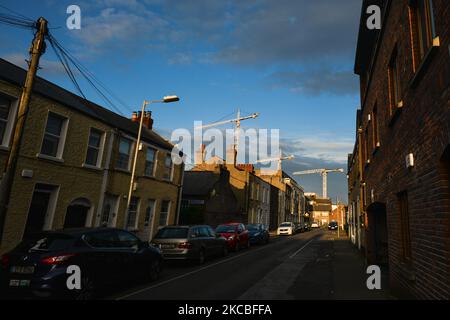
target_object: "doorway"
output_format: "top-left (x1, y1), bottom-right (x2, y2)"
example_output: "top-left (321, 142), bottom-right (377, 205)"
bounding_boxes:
top-left (367, 202), bottom-right (389, 266)
top-left (23, 184), bottom-right (58, 239)
top-left (64, 198), bottom-right (91, 228)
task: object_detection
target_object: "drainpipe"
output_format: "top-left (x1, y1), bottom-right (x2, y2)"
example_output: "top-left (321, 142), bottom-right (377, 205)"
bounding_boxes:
top-left (95, 129), bottom-right (115, 227)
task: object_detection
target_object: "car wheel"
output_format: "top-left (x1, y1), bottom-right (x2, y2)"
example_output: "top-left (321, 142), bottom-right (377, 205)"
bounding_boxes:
top-left (198, 249), bottom-right (206, 264)
top-left (74, 275), bottom-right (95, 300)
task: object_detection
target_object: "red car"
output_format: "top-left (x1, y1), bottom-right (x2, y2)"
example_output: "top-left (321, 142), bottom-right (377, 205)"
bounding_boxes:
top-left (215, 223), bottom-right (250, 251)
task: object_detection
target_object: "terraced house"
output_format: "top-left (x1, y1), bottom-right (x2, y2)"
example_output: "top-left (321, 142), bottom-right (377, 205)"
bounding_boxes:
top-left (352, 0), bottom-right (449, 298)
top-left (0, 58), bottom-right (183, 253)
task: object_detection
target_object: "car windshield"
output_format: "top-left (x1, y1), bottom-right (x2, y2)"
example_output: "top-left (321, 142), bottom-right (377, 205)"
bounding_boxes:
top-left (280, 223), bottom-right (291, 227)
top-left (247, 224), bottom-right (260, 231)
top-left (216, 225), bottom-right (236, 233)
top-left (329, 221), bottom-right (338, 226)
top-left (155, 228), bottom-right (189, 239)
top-left (16, 233), bottom-right (75, 252)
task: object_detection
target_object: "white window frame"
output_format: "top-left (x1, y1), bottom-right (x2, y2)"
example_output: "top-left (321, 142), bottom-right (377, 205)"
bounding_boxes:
top-left (38, 111), bottom-right (69, 161)
top-left (144, 146), bottom-right (158, 177)
top-left (159, 200), bottom-right (171, 227)
top-left (163, 152), bottom-right (174, 181)
top-left (83, 128), bottom-right (106, 169)
top-left (0, 94), bottom-right (18, 149)
top-left (116, 135), bottom-right (134, 171)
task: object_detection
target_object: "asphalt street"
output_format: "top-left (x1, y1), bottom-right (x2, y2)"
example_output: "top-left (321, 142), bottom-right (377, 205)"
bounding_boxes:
top-left (109, 229), bottom-right (391, 300)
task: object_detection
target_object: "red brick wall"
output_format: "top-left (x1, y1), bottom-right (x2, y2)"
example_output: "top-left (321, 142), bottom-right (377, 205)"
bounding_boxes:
top-left (357, 0), bottom-right (450, 299)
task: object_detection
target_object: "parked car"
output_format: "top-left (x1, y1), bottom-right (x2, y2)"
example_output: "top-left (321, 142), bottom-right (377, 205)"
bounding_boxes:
top-left (0, 228), bottom-right (162, 299)
top-left (303, 223), bottom-right (311, 232)
top-left (151, 225), bottom-right (228, 264)
top-left (246, 223), bottom-right (270, 245)
top-left (311, 222), bottom-right (320, 228)
top-left (216, 223), bottom-right (249, 251)
top-left (277, 222), bottom-right (295, 236)
top-left (328, 221), bottom-right (338, 230)
top-left (294, 223), bottom-right (305, 233)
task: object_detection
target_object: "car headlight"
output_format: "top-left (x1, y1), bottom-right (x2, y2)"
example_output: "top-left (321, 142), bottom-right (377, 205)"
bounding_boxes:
top-left (228, 236), bottom-right (235, 240)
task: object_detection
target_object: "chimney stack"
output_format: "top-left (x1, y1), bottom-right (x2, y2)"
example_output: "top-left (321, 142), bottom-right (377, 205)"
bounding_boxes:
top-left (131, 111), bottom-right (154, 130)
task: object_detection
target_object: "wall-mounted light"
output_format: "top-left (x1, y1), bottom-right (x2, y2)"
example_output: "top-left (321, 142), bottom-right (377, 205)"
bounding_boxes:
top-left (406, 153), bottom-right (414, 168)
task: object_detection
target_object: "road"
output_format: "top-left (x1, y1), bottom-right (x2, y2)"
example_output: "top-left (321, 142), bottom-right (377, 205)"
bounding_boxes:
top-left (108, 228), bottom-right (389, 300)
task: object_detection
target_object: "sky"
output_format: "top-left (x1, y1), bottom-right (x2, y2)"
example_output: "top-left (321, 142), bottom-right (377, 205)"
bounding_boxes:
top-left (0, 0), bottom-right (363, 203)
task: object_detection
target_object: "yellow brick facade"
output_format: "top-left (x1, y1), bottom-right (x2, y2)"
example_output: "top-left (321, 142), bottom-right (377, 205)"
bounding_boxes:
top-left (0, 79), bottom-right (183, 254)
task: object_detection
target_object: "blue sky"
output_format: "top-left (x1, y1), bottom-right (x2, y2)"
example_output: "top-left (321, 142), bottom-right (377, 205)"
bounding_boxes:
top-left (0, 0), bottom-right (362, 203)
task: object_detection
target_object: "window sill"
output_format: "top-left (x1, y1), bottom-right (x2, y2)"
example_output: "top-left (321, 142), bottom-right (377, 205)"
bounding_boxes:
top-left (82, 163), bottom-right (103, 171)
top-left (115, 167), bottom-right (131, 174)
top-left (409, 37), bottom-right (440, 89)
top-left (37, 154), bottom-right (64, 163)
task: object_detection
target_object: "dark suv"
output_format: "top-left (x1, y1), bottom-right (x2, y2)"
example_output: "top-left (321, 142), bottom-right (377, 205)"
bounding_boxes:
top-left (0, 228), bottom-right (162, 299)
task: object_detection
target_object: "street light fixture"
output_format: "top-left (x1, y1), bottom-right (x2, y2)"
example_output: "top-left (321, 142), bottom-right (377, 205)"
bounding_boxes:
top-left (125, 95), bottom-right (180, 230)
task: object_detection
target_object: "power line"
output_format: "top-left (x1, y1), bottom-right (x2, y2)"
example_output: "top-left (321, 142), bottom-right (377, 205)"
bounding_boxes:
top-left (46, 33), bottom-right (130, 116)
top-left (0, 4), bottom-right (34, 22)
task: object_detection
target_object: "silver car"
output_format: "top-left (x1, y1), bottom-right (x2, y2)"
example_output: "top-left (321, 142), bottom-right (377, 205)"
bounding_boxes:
top-left (151, 225), bottom-right (228, 264)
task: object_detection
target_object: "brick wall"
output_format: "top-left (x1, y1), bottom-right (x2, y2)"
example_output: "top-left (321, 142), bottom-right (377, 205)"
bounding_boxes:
top-left (355, 0), bottom-right (450, 299)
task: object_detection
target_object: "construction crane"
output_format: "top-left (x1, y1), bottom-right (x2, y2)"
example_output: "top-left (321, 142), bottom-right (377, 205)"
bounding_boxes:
top-left (255, 154), bottom-right (295, 171)
top-left (196, 109), bottom-right (259, 162)
top-left (293, 168), bottom-right (344, 198)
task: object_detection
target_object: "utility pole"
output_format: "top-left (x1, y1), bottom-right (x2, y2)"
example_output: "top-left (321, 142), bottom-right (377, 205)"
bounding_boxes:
top-left (0, 17), bottom-right (48, 244)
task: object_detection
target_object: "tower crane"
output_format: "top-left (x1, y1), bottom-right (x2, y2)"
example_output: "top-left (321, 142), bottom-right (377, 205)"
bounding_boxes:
top-left (255, 154), bottom-right (295, 171)
top-left (293, 168), bottom-right (344, 198)
top-left (196, 109), bottom-right (259, 162)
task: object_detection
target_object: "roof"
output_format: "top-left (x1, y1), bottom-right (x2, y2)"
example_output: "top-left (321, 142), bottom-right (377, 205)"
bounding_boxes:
top-left (182, 171), bottom-right (220, 196)
top-left (0, 58), bottom-right (173, 151)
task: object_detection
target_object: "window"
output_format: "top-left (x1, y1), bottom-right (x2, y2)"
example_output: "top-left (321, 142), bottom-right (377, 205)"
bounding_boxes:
top-left (388, 48), bottom-right (402, 116)
top-left (41, 112), bottom-right (67, 158)
top-left (363, 128), bottom-right (369, 164)
top-left (163, 153), bottom-right (173, 180)
top-left (411, 0), bottom-right (436, 64)
top-left (0, 96), bottom-right (11, 145)
top-left (397, 191), bottom-right (412, 262)
top-left (372, 106), bottom-right (379, 149)
top-left (126, 197), bottom-right (139, 230)
top-left (159, 200), bottom-right (170, 227)
top-left (84, 231), bottom-right (117, 248)
top-left (85, 128), bottom-right (104, 167)
top-left (116, 230), bottom-right (140, 248)
top-left (145, 147), bottom-right (157, 176)
top-left (116, 137), bottom-right (132, 170)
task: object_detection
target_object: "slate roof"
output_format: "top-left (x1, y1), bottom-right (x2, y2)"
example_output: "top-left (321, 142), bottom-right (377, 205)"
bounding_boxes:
top-left (0, 58), bottom-right (173, 151)
top-left (183, 171), bottom-right (220, 196)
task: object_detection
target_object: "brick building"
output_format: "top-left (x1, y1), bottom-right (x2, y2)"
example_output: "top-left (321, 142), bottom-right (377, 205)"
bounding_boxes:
top-left (0, 58), bottom-right (183, 253)
top-left (352, 0), bottom-right (449, 298)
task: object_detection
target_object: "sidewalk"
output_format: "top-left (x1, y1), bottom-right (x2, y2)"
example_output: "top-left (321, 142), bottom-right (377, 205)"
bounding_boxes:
top-left (286, 231), bottom-right (394, 300)
top-left (331, 232), bottom-right (393, 299)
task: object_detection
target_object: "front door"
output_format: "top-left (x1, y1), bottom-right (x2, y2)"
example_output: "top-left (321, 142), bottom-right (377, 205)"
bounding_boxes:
top-left (23, 188), bottom-right (52, 239)
top-left (100, 194), bottom-right (119, 227)
top-left (139, 199), bottom-right (156, 241)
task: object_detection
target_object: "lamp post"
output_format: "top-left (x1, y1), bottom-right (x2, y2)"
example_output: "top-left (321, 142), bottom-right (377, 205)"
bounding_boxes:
top-left (124, 95), bottom-right (179, 230)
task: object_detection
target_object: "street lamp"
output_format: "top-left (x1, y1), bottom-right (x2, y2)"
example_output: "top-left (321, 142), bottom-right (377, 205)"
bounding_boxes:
top-left (125, 95), bottom-right (180, 230)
